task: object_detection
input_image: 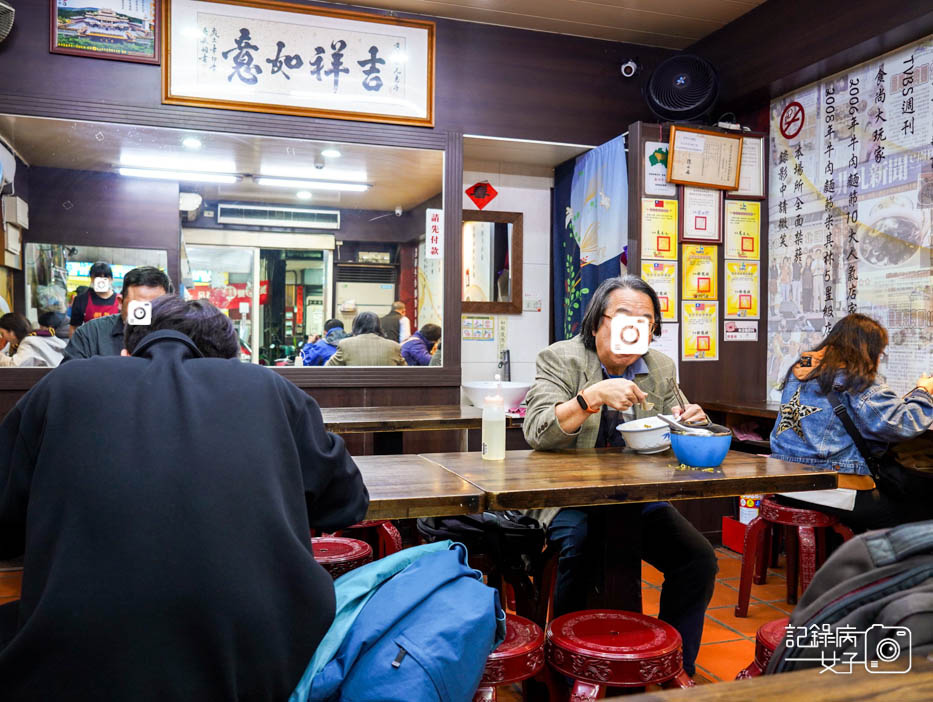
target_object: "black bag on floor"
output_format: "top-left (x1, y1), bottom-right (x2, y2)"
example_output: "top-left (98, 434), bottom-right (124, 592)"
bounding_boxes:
top-left (767, 519), bottom-right (933, 674)
top-left (828, 391), bottom-right (933, 500)
top-left (416, 511), bottom-right (545, 576)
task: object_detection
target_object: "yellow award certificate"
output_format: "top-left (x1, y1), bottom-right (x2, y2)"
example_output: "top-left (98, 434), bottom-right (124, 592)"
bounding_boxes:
top-left (641, 261), bottom-right (678, 321)
top-left (640, 198), bottom-right (678, 260)
top-left (681, 301), bottom-right (719, 361)
top-left (724, 200), bottom-right (761, 259)
top-left (682, 244), bottom-right (718, 300)
top-left (725, 260), bottom-right (760, 319)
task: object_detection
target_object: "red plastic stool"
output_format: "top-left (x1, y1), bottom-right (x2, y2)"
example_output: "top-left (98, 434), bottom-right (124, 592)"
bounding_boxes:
top-left (735, 497), bottom-right (854, 617)
top-left (311, 536), bottom-right (372, 579)
top-left (546, 610), bottom-right (693, 698)
top-left (736, 617), bottom-right (790, 678)
top-left (472, 614), bottom-right (547, 701)
top-left (328, 520), bottom-right (402, 559)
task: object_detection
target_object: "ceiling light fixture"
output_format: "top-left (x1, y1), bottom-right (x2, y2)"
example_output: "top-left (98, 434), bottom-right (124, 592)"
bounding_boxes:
top-left (296, 190), bottom-right (312, 200)
top-left (321, 148), bottom-right (342, 158)
top-left (182, 137), bottom-right (203, 150)
top-left (255, 176), bottom-right (370, 192)
top-left (118, 167), bottom-right (239, 184)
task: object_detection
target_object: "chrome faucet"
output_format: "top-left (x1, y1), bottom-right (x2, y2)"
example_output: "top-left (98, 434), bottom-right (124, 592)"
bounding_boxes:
top-left (497, 349), bottom-right (511, 382)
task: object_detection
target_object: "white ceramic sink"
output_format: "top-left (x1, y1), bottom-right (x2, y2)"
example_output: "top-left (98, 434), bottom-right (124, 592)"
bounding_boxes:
top-left (462, 381), bottom-right (532, 409)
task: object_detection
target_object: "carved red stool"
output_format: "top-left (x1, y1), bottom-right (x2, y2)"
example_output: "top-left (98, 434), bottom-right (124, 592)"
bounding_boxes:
top-left (546, 610), bottom-right (693, 698)
top-left (327, 520), bottom-right (402, 559)
top-left (311, 536), bottom-right (372, 579)
top-left (735, 497), bottom-right (854, 616)
top-left (472, 614), bottom-right (547, 701)
top-left (736, 617), bottom-right (789, 679)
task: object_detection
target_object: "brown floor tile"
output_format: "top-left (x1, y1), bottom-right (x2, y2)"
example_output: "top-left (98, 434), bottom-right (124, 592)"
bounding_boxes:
top-left (770, 599), bottom-right (797, 615)
top-left (642, 563), bottom-right (664, 586)
top-left (715, 547), bottom-right (741, 560)
top-left (707, 579), bottom-right (742, 609)
top-left (0, 572), bottom-right (22, 599)
top-left (695, 639), bottom-right (756, 681)
top-left (694, 663), bottom-right (721, 682)
top-left (714, 556), bottom-right (744, 579)
top-left (701, 616), bottom-right (745, 644)
top-left (708, 601), bottom-right (789, 638)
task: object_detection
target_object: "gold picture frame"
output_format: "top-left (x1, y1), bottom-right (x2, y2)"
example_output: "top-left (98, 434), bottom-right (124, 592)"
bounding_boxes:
top-left (163, 0), bottom-right (435, 127)
top-left (666, 125), bottom-right (743, 191)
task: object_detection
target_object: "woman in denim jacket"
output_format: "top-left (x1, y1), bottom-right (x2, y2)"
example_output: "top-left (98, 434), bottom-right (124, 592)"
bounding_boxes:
top-left (771, 314), bottom-right (933, 530)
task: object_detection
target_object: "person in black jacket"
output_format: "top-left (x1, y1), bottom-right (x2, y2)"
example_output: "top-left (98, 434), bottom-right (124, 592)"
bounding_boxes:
top-left (0, 295), bottom-right (369, 702)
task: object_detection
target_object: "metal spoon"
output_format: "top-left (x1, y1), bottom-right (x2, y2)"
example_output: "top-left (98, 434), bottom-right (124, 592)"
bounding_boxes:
top-left (656, 414), bottom-right (714, 435)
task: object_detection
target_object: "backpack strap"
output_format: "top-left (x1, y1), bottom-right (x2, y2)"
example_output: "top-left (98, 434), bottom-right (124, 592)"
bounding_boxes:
top-left (826, 391), bottom-right (883, 484)
top-left (864, 520), bottom-right (933, 566)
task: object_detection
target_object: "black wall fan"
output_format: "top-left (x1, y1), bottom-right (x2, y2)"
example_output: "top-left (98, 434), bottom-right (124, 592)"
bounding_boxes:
top-left (645, 54), bottom-right (719, 122)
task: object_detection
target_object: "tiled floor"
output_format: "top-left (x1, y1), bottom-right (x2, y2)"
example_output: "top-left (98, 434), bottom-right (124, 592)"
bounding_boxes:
top-left (0, 547), bottom-right (795, 694)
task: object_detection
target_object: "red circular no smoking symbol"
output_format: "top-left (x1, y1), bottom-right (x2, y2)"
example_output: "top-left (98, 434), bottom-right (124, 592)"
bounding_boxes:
top-left (780, 101), bottom-right (805, 140)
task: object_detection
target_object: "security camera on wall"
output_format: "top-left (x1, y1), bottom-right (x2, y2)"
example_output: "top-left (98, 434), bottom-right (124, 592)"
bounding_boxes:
top-left (621, 59), bottom-right (640, 79)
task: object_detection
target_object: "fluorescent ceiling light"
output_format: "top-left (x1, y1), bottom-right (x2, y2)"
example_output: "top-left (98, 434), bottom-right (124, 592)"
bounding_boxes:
top-left (296, 190), bottom-right (312, 200)
top-left (259, 164), bottom-right (367, 182)
top-left (255, 176), bottom-right (370, 192)
top-left (321, 148), bottom-right (341, 158)
top-left (182, 137), bottom-right (203, 150)
top-left (119, 167), bottom-right (238, 184)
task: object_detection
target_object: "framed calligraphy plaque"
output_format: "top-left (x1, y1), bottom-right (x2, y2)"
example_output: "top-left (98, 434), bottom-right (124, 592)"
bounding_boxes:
top-left (666, 125), bottom-right (742, 190)
top-left (163, 0), bottom-right (435, 126)
top-left (51, 1), bottom-right (161, 65)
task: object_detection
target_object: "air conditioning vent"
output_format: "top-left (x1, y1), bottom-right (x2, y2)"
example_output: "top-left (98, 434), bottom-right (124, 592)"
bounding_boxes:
top-left (336, 263), bottom-right (397, 284)
top-left (216, 203), bottom-right (339, 229)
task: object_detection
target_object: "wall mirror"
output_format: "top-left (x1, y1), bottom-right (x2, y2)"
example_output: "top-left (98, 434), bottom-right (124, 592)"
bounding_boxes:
top-left (461, 210), bottom-right (522, 314)
top-left (0, 114), bottom-right (445, 369)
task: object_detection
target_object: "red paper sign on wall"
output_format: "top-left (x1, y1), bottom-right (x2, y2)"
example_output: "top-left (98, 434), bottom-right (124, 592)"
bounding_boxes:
top-left (465, 181), bottom-right (498, 210)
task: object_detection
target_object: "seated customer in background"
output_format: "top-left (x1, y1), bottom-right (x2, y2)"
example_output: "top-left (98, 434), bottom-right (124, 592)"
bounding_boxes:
top-left (301, 318), bottom-right (349, 366)
top-left (0, 312), bottom-right (67, 367)
top-left (771, 313), bottom-right (933, 531)
top-left (401, 323), bottom-right (441, 366)
top-left (523, 275), bottom-right (717, 679)
top-left (0, 295), bottom-right (369, 701)
top-left (325, 311), bottom-right (406, 366)
top-left (62, 266), bottom-right (171, 361)
top-left (69, 261), bottom-right (121, 335)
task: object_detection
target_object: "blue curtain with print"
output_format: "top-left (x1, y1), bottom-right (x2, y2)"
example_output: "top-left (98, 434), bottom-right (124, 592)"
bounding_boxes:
top-left (551, 134), bottom-right (629, 341)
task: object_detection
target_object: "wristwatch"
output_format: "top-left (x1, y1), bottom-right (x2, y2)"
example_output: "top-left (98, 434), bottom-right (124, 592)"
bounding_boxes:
top-left (576, 392), bottom-right (601, 414)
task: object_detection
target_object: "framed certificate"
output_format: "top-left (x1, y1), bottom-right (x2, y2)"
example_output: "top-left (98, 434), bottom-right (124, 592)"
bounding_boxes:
top-left (680, 186), bottom-right (722, 243)
top-left (724, 200), bottom-right (761, 259)
top-left (667, 125), bottom-right (742, 190)
top-left (727, 136), bottom-right (765, 199)
top-left (640, 198), bottom-right (678, 260)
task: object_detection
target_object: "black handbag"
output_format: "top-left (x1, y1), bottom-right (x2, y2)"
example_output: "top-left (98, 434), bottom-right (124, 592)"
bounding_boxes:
top-left (828, 391), bottom-right (933, 500)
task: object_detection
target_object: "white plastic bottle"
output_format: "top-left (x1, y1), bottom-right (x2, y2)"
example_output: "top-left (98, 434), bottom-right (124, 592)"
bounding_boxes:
top-left (481, 375), bottom-right (506, 461)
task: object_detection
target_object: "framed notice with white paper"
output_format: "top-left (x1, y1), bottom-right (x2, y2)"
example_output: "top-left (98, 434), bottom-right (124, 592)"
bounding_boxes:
top-left (727, 136), bottom-right (765, 199)
top-left (163, 0), bottom-right (435, 126)
top-left (680, 186), bottom-right (722, 243)
top-left (667, 125), bottom-right (742, 190)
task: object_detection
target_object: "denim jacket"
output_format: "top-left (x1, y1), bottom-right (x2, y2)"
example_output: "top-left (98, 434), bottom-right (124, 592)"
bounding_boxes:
top-left (770, 356), bottom-right (933, 475)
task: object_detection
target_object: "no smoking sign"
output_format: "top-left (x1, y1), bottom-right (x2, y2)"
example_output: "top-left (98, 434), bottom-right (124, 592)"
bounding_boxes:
top-left (780, 101), bottom-right (805, 140)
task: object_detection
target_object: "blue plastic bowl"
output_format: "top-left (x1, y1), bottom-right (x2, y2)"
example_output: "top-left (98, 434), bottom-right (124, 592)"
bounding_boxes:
top-left (669, 430), bottom-right (732, 468)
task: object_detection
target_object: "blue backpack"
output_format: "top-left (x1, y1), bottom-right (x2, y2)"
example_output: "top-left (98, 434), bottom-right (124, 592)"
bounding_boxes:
top-left (292, 541), bottom-right (505, 702)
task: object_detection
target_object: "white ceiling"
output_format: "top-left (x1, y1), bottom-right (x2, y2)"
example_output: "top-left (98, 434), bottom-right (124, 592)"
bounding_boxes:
top-left (0, 115), bottom-right (443, 212)
top-left (464, 135), bottom-right (591, 171)
top-left (319, 0), bottom-right (765, 49)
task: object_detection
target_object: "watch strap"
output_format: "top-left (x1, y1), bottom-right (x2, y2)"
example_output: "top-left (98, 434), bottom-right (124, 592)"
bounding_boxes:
top-left (576, 393), bottom-right (601, 414)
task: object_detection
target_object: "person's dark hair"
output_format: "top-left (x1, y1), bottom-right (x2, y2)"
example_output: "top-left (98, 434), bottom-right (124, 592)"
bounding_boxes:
top-left (352, 311), bottom-right (381, 336)
top-left (579, 275), bottom-right (662, 352)
top-left (74, 285), bottom-right (89, 297)
top-left (0, 313), bottom-right (31, 343)
top-left (324, 318), bottom-right (344, 332)
top-left (123, 295), bottom-right (238, 359)
top-left (122, 266), bottom-right (173, 295)
top-left (420, 323), bottom-right (442, 343)
top-left (802, 313), bottom-right (888, 394)
top-left (89, 261), bottom-right (113, 279)
top-left (38, 310), bottom-right (66, 330)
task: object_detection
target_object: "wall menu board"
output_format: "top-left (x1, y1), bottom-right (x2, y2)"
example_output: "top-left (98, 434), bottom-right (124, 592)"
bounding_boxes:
top-left (767, 35), bottom-right (933, 399)
top-left (667, 125), bottom-right (742, 190)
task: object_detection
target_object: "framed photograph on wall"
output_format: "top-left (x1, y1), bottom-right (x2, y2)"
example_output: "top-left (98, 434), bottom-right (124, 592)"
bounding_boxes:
top-left (50, 1), bottom-right (161, 65)
top-left (679, 186), bottom-right (723, 243)
top-left (666, 125), bottom-right (743, 190)
top-left (163, 0), bottom-right (435, 127)
top-left (727, 136), bottom-right (765, 199)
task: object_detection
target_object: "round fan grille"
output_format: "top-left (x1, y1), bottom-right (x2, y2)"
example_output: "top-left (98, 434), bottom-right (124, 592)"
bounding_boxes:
top-left (0, 1), bottom-right (13, 44)
top-left (646, 54), bottom-right (719, 122)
